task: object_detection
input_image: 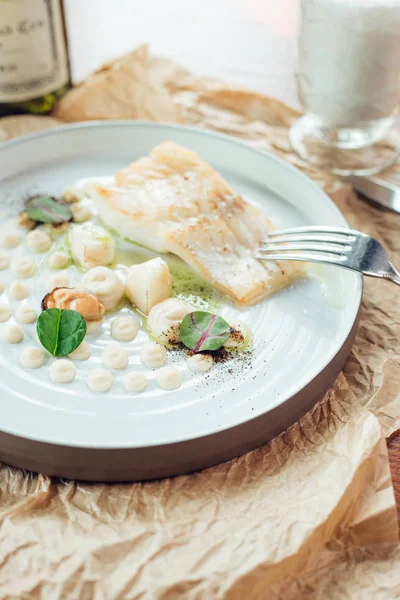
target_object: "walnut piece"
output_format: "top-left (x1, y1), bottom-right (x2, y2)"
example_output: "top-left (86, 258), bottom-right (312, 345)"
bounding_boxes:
top-left (18, 212), bottom-right (36, 230)
top-left (62, 189), bottom-right (80, 204)
top-left (44, 222), bottom-right (70, 237)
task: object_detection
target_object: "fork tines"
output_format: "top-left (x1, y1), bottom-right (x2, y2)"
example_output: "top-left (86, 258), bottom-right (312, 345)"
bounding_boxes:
top-left (267, 225), bottom-right (357, 242)
top-left (256, 226), bottom-right (361, 264)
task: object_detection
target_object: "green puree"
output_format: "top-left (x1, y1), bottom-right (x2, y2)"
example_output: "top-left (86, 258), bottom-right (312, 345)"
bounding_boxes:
top-left (97, 220), bottom-right (221, 312)
top-left (110, 248), bottom-right (221, 345)
top-left (169, 262), bottom-right (220, 312)
top-left (111, 236), bottom-right (221, 313)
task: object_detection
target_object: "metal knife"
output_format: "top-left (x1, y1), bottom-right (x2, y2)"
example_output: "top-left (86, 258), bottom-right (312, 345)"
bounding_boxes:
top-left (347, 175), bottom-right (400, 214)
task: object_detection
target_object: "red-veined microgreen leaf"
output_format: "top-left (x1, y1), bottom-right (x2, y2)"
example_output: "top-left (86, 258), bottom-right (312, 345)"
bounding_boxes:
top-left (180, 311), bottom-right (231, 353)
top-left (26, 195), bottom-right (72, 224)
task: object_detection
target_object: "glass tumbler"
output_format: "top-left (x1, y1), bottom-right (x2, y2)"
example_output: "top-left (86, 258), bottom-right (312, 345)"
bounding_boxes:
top-left (289, 0), bottom-right (400, 176)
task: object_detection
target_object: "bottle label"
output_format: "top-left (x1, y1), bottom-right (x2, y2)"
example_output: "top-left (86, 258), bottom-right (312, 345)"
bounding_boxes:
top-left (0, 0), bottom-right (69, 102)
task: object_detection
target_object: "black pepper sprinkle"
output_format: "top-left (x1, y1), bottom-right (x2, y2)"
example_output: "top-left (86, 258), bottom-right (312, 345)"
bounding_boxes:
top-left (168, 339), bottom-right (254, 396)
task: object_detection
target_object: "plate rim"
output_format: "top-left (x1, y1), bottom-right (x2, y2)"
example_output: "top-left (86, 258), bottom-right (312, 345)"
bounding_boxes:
top-left (0, 120), bottom-right (363, 449)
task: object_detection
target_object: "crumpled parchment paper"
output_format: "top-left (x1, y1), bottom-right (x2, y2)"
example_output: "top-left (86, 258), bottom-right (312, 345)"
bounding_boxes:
top-left (1, 45), bottom-right (400, 599)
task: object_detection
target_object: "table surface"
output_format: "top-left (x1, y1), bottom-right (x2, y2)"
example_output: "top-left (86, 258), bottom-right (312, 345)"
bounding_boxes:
top-left (64, 0), bottom-right (400, 517)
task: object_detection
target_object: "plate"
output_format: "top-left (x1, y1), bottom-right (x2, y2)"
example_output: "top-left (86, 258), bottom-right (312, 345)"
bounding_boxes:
top-left (0, 122), bottom-right (362, 481)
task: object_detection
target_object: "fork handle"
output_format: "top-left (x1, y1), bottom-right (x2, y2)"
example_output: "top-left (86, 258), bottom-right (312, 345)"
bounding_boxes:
top-left (383, 264), bottom-right (400, 286)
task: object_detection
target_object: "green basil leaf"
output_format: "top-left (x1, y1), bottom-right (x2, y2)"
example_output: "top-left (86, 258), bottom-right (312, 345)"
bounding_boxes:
top-left (36, 308), bottom-right (87, 357)
top-left (26, 195), bottom-right (72, 224)
top-left (180, 311), bottom-right (231, 353)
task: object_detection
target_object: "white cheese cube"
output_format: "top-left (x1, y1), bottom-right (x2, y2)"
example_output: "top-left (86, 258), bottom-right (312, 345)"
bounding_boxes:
top-left (69, 223), bottom-right (115, 269)
top-left (125, 257), bottom-right (172, 315)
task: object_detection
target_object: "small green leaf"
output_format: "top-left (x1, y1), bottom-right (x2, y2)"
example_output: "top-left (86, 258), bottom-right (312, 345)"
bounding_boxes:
top-left (26, 195), bottom-right (72, 224)
top-left (180, 311), bottom-right (231, 353)
top-left (36, 308), bottom-right (87, 357)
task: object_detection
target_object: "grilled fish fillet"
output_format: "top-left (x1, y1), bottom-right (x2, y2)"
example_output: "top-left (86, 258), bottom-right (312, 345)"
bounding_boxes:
top-left (90, 142), bottom-right (303, 305)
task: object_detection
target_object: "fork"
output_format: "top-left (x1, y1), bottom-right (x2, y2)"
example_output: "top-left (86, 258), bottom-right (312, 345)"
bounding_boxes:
top-left (256, 226), bottom-right (400, 286)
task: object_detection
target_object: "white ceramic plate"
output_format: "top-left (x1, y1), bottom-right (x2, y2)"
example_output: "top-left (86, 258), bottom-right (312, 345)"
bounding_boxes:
top-left (0, 122), bottom-right (362, 481)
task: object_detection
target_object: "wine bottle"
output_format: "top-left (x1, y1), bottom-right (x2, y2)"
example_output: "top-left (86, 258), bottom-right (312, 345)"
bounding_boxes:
top-left (0, 0), bottom-right (71, 116)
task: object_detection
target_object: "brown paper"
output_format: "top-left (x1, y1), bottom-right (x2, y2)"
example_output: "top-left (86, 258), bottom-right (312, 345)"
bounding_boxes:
top-left (0, 115), bottom-right (63, 142)
top-left (52, 46), bottom-right (182, 124)
top-left (1, 46), bottom-right (400, 599)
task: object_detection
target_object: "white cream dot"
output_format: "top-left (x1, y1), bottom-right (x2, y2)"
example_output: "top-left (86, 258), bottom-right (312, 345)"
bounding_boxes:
top-left (186, 353), bottom-right (213, 373)
top-left (140, 341), bottom-right (167, 369)
top-left (102, 343), bottom-right (129, 369)
top-left (8, 281), bottom-right (30, 300)
top-left (155, 367), bottom-right (183, 391)
top-left (1, 323), bottom-right (23, 344)
top-left (147, 298), bottom-right (192, 343)
top-left (110, 316), bottom-right (139, 342)
top-left (15, 303), bottom-right (37, 324)
top-left (20, 346), bottom-right (45, 369)
top-left (48, 251), bottom-right (70, 269)
top-left (1, 232), bottom-right (21, 249)
top-left (47, 272), bottom-right (70, 290)
top-left (123, 372), bottom-right (148, 393)
top-left (11, 256), bottom-right (37, 279)
top-left (26, 229), bottom-right (52, 253)
top-left (68, 340), bottom-right (91, 360)
top-left (81, 266), bottom-right (124, 310)
top-left (49, 359), bottom-right (76, 383)
top-left (87, 368), bottom-right (113, 393)
top-left (0, 303), bottom-right (11, 322)
top-left (0, 251), bottom-right (10, 270)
